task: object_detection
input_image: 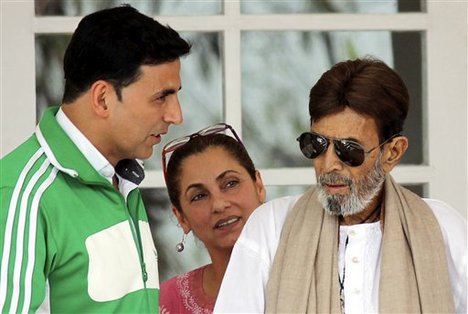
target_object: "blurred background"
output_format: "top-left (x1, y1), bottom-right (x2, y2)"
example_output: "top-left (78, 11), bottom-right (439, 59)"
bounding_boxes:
top-left (2, 0), bottom-right (467, 281)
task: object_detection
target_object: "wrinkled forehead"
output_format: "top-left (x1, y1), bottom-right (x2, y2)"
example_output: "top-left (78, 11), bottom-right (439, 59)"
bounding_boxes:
top-left (311, 108), bottom-right (379, 142)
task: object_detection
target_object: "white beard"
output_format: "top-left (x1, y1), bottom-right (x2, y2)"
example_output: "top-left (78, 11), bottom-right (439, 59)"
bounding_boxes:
top-left (317, 153), bottom-right (385, 217)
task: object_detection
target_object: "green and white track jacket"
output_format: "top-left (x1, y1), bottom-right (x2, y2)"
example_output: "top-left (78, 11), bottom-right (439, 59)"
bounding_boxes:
top-left (0, 107), bottom-right (160, 313)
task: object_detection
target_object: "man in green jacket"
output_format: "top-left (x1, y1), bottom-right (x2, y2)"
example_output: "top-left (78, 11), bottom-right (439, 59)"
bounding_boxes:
top-left (0, 5), bottom-right (190, 313)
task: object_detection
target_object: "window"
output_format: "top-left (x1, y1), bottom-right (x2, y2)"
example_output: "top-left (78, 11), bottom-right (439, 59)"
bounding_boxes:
top-left (2, 0), bottom-right (466, 280)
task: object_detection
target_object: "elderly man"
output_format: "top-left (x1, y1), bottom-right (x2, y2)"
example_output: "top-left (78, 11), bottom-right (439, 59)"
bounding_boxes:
top-left (213, 58), bottom-right (466, 314)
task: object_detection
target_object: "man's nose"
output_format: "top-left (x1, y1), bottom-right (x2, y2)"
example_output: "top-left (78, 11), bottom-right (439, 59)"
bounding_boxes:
top-left (164, 96), bottom-right (183, 125)
top-left (322, 143), bottom-right (344, 172)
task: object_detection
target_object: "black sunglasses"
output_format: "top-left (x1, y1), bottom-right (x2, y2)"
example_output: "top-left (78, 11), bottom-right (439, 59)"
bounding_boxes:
top-left (296, 132), bottom-right (399, 167)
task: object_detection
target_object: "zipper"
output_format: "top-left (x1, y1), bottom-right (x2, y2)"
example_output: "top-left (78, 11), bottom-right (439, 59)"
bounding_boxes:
top-left (126, 209), bottom-right (148, 285)
top-left (109, 178), bottom-right (148, 285)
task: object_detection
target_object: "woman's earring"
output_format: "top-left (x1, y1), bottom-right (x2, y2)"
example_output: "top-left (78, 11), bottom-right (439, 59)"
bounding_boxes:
top-left (176, 233), bottom-right (186, 253)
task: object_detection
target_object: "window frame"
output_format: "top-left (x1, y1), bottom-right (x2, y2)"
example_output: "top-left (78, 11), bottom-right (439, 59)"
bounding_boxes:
top-left (1, 1), bottom-right (466, 217)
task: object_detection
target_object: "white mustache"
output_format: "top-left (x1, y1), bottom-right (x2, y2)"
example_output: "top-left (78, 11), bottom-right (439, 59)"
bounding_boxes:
top-left (319, 172), bottom-right (352, 187)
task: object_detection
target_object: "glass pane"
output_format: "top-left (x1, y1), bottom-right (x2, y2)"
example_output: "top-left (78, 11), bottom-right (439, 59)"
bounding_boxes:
top-left (241, 31), bottom-right (423, 168)
top-left (241, 0), bottom-right (424, 14)
top-left (35, 31), bottom-right (223, 170)
top-left (402, 183), bottom-right (425, 198)
top-left (35, 34), bottom-right (69, 115)
top-left (149, 32), bottom-right (223, 170)
top-left (35, 0), bottom-right (222, 16)
top-left (265, 185), bottom-right (309, 201)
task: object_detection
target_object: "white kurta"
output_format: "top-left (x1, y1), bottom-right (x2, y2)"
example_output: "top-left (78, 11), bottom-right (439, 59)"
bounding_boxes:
top-left (213, 195), bottom-right (467, 314)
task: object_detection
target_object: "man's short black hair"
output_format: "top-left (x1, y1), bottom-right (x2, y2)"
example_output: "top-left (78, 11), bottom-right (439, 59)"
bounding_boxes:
top-left (62, 5), bottom-right (191, 103)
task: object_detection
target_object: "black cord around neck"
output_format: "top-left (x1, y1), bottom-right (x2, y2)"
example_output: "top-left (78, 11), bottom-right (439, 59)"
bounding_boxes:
top-left (339, 235), bottom-right (349, 313)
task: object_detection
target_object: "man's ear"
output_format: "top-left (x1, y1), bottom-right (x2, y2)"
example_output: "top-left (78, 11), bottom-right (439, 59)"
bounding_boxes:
top-left (89, 80), bottom-right (113, 118)
top-left (254, 170), bottom-right (267, 204)
top-left (172, 207), bottom-right (191, 234)
top-left (381, 136), bottom-right (408, 173)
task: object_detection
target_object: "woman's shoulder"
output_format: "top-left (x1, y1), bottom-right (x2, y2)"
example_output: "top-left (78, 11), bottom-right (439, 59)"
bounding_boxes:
top-left (159, 273), bottom-right (182, 303)
top-left (160, 274), bottom-right (178, 289)
top-left (160, 265), bottom-right (206, 292)
top-left (159, 265), bottom-right (213, 314)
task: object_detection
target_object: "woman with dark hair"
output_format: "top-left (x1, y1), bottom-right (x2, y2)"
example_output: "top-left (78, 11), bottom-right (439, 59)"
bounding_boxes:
top-left (159, 123), bottom-right (266, 314)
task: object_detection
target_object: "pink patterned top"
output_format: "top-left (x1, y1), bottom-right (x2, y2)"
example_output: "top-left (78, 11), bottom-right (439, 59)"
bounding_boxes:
top-left (160, 265), bottom-right (215, 314)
